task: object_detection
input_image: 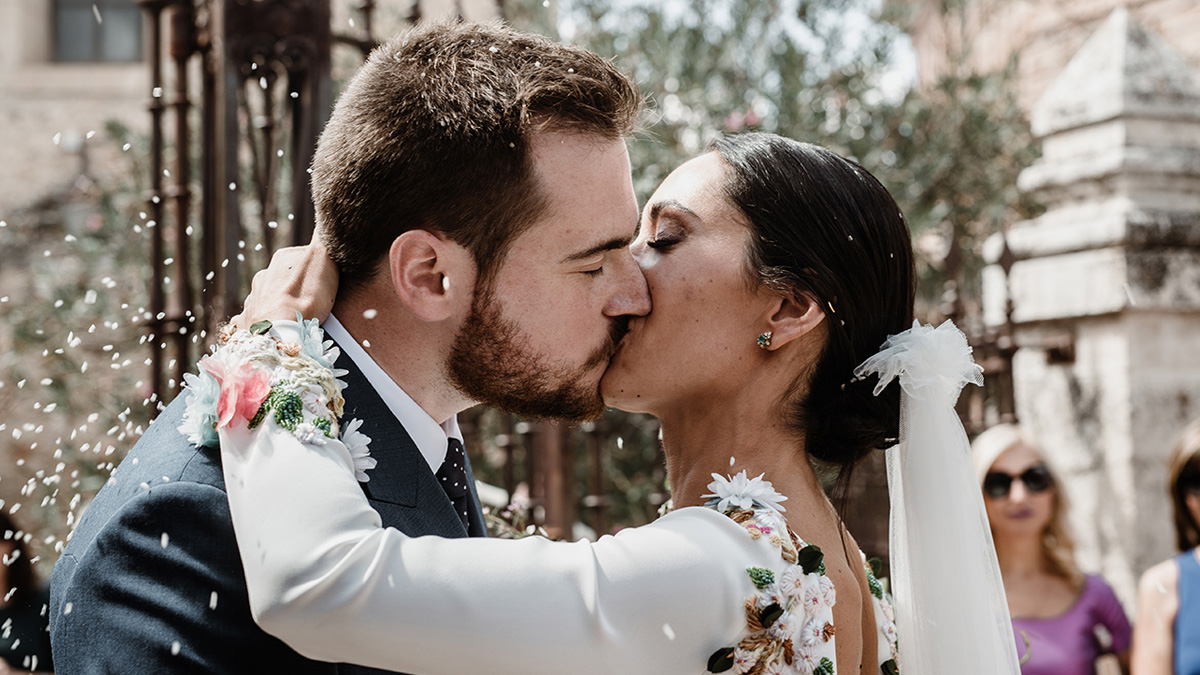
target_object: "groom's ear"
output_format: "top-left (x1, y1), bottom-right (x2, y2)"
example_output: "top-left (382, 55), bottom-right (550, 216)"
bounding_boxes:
top-left (760, 292), bottom-right (826, 351)
top-left (388, 230), bottom-right (474, 322)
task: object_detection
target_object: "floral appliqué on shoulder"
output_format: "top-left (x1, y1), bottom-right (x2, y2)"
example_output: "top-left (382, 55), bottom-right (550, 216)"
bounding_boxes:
top-left (703, 471), bottom-right (837, 675)
top-left (177, 318), bottom-right (376, 482)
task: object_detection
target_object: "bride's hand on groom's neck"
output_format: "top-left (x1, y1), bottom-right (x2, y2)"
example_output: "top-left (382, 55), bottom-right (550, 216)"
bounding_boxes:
top-left (230, 238), bottom-right (339, 329)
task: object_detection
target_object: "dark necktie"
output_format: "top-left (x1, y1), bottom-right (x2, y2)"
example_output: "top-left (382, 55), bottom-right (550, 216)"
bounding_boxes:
top-left (436, 437), bottom-right (471, 531)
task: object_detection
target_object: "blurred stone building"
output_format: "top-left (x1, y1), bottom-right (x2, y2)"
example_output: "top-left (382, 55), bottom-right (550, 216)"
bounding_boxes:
top-left (909, 0), bottom-right (1200, 606)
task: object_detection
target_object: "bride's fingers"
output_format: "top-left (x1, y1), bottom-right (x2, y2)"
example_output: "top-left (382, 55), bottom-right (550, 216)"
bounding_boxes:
top-left (234, 245), bottom-right (340, 327)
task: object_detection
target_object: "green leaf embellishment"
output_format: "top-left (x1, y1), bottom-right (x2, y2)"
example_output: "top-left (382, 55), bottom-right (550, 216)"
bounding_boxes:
top-left (272, 390), bottom-right (304, 431)
top-left (250, 320), bottom-right (273, 335)
top-left (882, 658), bottom-right (900, 675)
top-left (813, 656), bottom-right (835, 675)
top-left (866, 566), bottom-right (884, 600)
top-left (747, 567), bottom-right (775, 589)
top-left (797, 543), bottom-right (824, 575)
top-left (868, 556), bottom-right (883, 578)
top-left (248, 395), bottom-right (271, 430)
top-left (314, 416), bottom-right (333, 437)
top-left (759, 602), bottom-right (784, 628)
top-left (707, 647), bottom-right (735, 673)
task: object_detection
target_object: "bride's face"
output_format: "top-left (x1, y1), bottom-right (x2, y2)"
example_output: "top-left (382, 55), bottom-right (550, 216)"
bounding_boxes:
top-left (601, 153), bottom-right (771, 413)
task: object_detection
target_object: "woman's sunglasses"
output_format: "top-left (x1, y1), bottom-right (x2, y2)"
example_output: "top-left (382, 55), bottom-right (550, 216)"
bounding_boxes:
top-left (983, 464), bottom-right (1054, 499)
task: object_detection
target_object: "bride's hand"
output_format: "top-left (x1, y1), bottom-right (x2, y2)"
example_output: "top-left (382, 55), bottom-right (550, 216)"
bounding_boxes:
top-left (229, 240), bottom-right (339, 329)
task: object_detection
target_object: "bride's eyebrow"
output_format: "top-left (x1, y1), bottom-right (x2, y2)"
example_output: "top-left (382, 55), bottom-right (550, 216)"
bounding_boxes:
top-left (647, 199), bottom-right (699, 223)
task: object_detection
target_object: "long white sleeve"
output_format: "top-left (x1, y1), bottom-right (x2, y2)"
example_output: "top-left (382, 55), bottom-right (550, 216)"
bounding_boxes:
top-left (219, 421), bottom-right (783, 675)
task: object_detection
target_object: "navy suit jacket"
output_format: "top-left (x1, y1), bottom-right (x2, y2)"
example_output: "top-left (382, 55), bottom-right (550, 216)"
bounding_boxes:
top-left (49, 339), bottom-right (487, 673)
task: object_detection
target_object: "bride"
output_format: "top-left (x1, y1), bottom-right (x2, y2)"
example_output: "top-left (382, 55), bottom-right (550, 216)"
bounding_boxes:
top-left (200, 133), bottom-right (1018, 674)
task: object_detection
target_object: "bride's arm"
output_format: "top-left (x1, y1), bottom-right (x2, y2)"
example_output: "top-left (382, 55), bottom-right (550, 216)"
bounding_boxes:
top-left (217, 382), bottom-right (770, 674)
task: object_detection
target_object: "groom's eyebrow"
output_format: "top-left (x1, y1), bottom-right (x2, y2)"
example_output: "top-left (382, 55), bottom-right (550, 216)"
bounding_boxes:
top-left (563, 235), bottom-right (633, 263)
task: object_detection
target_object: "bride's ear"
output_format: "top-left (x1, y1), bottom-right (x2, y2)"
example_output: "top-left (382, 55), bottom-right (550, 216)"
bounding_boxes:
top-left (389, 230), bottom-right (474, 322)
top-left (759, 292), bottom-right (826, 351)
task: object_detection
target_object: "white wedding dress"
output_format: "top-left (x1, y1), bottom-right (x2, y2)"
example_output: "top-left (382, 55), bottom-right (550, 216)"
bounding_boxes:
top-left (199, 322), bottom-right (900, 675)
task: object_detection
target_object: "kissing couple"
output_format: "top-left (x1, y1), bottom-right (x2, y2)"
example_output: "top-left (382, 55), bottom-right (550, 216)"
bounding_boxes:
top-left (50, 21), bottom-right (1020, 675)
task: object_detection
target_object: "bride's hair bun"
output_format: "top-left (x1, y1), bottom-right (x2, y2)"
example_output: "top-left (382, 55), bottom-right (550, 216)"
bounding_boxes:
top-left (712, 133), bottom-right (915, 480)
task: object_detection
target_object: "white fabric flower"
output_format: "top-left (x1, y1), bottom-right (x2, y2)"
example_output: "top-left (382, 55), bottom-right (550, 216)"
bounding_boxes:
top-left (178, 370), bottom-right (221, 448)
top-left (817, 575), bottom-right (837, 608)
top-left (768, 612), bottom-right (795, 641)
top-left (703, 470), bottom-right (788, 514)
top-left (779, 566), bottom-right (812, 602)
top-left (731, 646), bottom-right (757, 674)
top-left (879, 597), bottom-right (895, 623)
top-left (853, 318), bottom-right (983, 402)
top-left (803, 582), bottom-right (825, 614)
top-left (799, 619), bottom-right (823, 648)
top-left (340, 418), bottom-right (376, 482)
top-left (296, 315), bottom-right (341, 370)
top-left (293, 422), bottom-right (328, 447)
top-left (794, 646), bottom-right (819, 671)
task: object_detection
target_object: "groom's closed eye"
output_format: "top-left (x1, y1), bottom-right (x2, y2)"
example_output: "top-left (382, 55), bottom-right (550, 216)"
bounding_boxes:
top-left (562, 234), bottom-right (635, 265)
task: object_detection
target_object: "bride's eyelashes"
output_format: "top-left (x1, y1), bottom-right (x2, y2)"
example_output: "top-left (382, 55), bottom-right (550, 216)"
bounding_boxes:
top-left (646, 222), bottom-right (685, 250)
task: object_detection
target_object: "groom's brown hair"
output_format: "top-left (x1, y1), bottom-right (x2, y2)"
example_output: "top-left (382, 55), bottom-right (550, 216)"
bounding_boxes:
top-left (312, 21), bottom-right (643, 295)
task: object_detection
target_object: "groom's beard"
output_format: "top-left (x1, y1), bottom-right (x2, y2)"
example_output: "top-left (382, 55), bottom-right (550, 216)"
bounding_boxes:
top-left (448, 289), bottom-right (628, 423)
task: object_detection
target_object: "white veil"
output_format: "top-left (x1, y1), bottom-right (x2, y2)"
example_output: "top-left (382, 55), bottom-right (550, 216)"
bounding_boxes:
top-left (854, 320), bottom-right (1021, 675)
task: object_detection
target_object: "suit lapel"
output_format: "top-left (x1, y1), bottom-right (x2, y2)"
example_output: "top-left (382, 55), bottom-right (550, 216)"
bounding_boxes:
top-left (329, 336), bottom-right (484, 538)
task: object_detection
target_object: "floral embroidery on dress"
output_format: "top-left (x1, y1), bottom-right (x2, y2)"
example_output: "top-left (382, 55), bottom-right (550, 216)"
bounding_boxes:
top-left (703, 472), bottom-right (836, 675)
top-left (863, 556), bottom-right (900, 674)
top-left (177, 318), bottom-right (377, 482)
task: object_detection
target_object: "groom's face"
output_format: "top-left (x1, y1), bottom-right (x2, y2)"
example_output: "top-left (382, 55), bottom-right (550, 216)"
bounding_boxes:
top-left (448, 132), bottom-right (650, 421)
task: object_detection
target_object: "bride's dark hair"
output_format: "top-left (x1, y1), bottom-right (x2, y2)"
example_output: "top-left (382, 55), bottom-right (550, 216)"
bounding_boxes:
top-left (712, 133), bottom-right (916, 484)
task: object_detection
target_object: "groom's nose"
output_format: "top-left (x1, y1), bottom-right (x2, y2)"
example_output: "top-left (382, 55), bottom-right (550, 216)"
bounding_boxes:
top-left (604, 248), bottom-right (651, 318)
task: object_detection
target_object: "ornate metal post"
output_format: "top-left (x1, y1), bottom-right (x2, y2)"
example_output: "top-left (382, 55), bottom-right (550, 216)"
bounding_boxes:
top-left (138, 0), bottom-right (170, 398)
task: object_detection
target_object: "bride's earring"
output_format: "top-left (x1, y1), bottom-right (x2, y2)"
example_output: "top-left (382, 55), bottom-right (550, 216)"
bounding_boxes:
top-left (757, 331), bottom-right (772, 349)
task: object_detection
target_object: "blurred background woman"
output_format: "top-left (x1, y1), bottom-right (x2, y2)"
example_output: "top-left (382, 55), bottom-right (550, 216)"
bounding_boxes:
top-left (973, 424), bottom-right (1131, 674)
top-left (1133, 419), bottom-right (1200, 675)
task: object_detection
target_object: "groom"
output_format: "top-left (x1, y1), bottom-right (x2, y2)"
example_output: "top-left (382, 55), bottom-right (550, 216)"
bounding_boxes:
top-left (48, 22), bottom-right (648, 673)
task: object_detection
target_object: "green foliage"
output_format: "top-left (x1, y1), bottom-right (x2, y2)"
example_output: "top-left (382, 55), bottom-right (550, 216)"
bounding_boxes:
top-left (553, 0), bottom-right (1039, 310)
top-left (747, 566), bottom-right (776, 589)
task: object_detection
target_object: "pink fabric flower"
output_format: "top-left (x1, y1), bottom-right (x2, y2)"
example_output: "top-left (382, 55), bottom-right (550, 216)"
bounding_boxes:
top-left (199, 355), bottom-right (272, 428)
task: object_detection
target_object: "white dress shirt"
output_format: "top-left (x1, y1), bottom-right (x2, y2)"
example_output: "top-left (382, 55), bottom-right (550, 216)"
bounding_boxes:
top-left (321, 313), bottom-right (460, 472)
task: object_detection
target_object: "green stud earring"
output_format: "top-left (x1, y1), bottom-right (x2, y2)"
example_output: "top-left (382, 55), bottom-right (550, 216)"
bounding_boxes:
top-left (757, 331), bottom-right (772, 349)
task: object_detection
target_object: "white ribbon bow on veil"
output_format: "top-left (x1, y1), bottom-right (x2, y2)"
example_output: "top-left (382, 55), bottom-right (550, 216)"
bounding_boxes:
top-left (854, 320), bottom-right (1021, 675)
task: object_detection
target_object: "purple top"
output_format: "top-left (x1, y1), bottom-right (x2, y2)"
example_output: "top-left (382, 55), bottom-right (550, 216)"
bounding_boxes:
top-left (1011, 574), bottom-right (1131, 675)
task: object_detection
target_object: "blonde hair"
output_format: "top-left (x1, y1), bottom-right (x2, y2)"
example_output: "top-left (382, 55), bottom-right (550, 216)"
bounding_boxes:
top-left (1167, 419), bottom-right (1200, 552)
top-left (971, 424), bottom-right (1084, 588)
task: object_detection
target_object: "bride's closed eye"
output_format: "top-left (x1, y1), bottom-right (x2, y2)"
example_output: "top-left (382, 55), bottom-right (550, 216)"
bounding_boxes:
top-left (646, 219), bottom-right (686, 251)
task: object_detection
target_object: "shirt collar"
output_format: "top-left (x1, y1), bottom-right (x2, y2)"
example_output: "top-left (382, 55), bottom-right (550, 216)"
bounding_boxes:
top-left (322, 313), bottom-right (460, 472)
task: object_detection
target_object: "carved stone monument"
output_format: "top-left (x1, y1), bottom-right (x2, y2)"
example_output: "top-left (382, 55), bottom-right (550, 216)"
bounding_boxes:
top-left (984, 7), bottom-right (1200, 604)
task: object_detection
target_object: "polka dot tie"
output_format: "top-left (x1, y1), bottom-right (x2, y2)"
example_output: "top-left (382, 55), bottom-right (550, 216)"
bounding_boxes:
top-left (436, 437), bottom-right (471, 530)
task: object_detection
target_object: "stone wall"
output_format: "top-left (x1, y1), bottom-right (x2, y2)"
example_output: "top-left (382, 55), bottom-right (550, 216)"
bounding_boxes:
top-left (903, 0), bottom-right (1200, 112)
top-left (984, 8), bottom-right (1200, 604)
